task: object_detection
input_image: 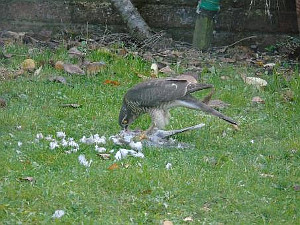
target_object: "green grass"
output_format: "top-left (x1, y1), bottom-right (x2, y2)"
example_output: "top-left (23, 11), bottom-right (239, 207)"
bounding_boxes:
top-left (0, 43), bottom-right (299, 224)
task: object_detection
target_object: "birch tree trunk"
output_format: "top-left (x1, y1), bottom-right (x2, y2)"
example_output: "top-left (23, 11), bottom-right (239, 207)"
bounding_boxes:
top-left (110, 0), bottom-right (153, 41)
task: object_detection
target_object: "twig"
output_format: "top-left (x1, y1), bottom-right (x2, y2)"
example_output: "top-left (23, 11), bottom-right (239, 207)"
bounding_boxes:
top-left (220, 35), bottom-right (257, 52)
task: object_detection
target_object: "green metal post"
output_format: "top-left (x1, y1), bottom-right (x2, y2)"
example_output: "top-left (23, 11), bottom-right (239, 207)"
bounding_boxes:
top-left (192, 0), bottom-right (220, 50)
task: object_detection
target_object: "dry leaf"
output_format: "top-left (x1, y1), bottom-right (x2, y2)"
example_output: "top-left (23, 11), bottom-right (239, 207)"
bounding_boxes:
top-left (97, 153), bottom-right (111, 160)
top-left (123, 163), bottom-right (130, 169)
top-left (256, 61), bottom-right (264, 67)
top-left (55, 61), bottom-right (64, 70)
top-left (19, 177), bottom-right (35, 182)
top-left (0, 97), bottom-right (7, 108)
top-left (183, 216), bottom-right (193, 222)
top-left (68, 47), bottom-right (84, 58)
top-left (103, 80), bottom-right (120, 86)
top-left (33, 66), bottom-right (42, 76)
top-left (159, 66), bottom-right (174, 75)
top-left (49, 76), bottom-right (67, 84)
top-left (241, 74), bottom-right (267, 87)
top-left (86, 61), bottom-right (106, 75)
top-left (281, 90), bottom-right (294, 102)
top-left (264, 63), bottom-right (276, 68)
top-left (207, 100), bottom-right (230, 109)
top-left (252, 96), bottom-right (265, 104)
top-left (60, 103), bottom-right (81, 108)
top-left (108, 163), bottom-right (119, 170)
top-left (220, 76), bottom-right (230, 80)
top-left (118, 48), bottom-right (127, 56)
top-left (220, 57), bottom-right (236, 63)
top-left (232, 124), bottom-right (240, 131)
top-left (63, 63), bottom-right (85, 75)
top-left (141, 189), bottom-right (152, 195)
top-left (22, 59), bottom-right (36, 71)
top-left (163, 221), bottom-right (173, 225)
top-left (201, 203), bottom-right (212, 212)
top-left (260, 173), bottom-right (274, 178)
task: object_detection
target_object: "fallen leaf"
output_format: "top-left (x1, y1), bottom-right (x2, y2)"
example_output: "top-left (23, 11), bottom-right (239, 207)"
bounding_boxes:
top-left (220, 57), bottom-right (236, 63)
top-left (118, 48), bottom-right (127, 56)
top-left (63, 63), bottom-right (85, 75)
top-left (263, 63), bottom-right (276, 68)
top-left (55, 61), bottom-right (64, 70)
top-left (201, 203), bottom-right (212, 212)
top-left (0, 97), bottom-right (7, 108)
top-left (260, 173), bottom-right (274, 178)
top-left (49, 76), bottom-right (67, 84)
top-left (68, 47), bottom-right (84, 58)
top-left (163, 221), bottom-right (173, 225)
top-left (220, 76), bottom-right (230, 80)
top-left (183, 216), bottom-right (193, 222)
top-left (241, 74), bottom-right (267, 87)
top-left (33, 66), bottom-right (42, 76)
top-left (108, 163), bottom-right (119, 170)
top-left (141, 189), bottom-right (152, 195)
top-left (22, 59), bottom-right (36, 71)
top-left (281, 89), bottom-right (294, 102)
top-left (123, 163), bottom-right (130, 169)
top-left (86, 61), bottom-right (106, 75)
top-left (256, 61), bottom-right (264, 67)
top-left (252, 96), bottom-right (265, 104)
top-left (103, 80), bottom-right (120, 86)
top-left (207, 99), bottom-right (230, 109)
top-left (19, 177), bottom-right (35, 182)
top-left (60, 103), bottom-right (81, 108)
top-left (159, 66), bottom-right (175, 75)
top-left (97, 153), bottom-right (111, 160)
top-left (232, 124), bottom-right (240, 131)
top-left (137, 73), bottom-right (149, 79)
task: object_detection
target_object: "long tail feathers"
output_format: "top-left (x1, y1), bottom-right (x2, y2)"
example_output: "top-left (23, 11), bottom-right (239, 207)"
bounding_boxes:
top-left (178, 96), bottom-right (238, 126)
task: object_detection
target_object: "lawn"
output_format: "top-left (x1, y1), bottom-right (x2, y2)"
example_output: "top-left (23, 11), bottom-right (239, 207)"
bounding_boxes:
top-left (0, 42), bottom-right (299, 224)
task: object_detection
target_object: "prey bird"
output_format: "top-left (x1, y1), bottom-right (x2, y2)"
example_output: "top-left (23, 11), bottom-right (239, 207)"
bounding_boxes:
top-left (119, 76), bottom-right (238, 134)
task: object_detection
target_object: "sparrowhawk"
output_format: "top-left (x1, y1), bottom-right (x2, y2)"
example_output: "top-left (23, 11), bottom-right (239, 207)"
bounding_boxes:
top-left (119, 76), bottom-right (238, 133)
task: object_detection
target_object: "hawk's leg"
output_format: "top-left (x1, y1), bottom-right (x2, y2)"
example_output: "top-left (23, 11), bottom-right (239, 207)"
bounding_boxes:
top-left (145, 109), bottom-right (171, 135)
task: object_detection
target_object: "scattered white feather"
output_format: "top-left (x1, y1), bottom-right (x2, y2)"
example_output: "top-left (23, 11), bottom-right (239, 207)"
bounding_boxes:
top-left (123, 133), bottom-right (134, 143)
top-left (61, 139), bottom-right (68, 147)
top-left (80, 135), bottom-right (94, 144)
top-left (78, 154), bottom-right (92, 167)
top-left (52, 210), bottom-right (65, 219)
top-left (109, 149), bottom-right (115, 153)
top-left (250, 140), bottom-right (255, 144)
top-left (56, 131), bottom-right (66, 138)
top-left (36, 133), bottom-right (43, 139)
top-left (95, 145), bottom-right (106, 153)
top-left (68, 138), bottom-right (79, 149)
top-left (17, 141), bottom-right (22, 147)
top-left (129, 141), bottom-right (143, 151)
top-left (115, 148), bottom-right (144, 161)
top-left (49, 141), bottom-right (59, 150)
top-left (16, 150), bottom-right (22, 154)
top-left (110, 136), bottom-right (123, 145)
top-left (165, 163), bottom-right (172, 170)
top-left (45, 135), bottom-right (54, 141)
top-left (65, 148), bottom-right (78, 154)
top-left (93, 134), bottom-right (106, 144)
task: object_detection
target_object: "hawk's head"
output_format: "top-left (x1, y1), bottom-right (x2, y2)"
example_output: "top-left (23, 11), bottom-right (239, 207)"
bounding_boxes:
top-left (118, 102), bottom-right (136, 130)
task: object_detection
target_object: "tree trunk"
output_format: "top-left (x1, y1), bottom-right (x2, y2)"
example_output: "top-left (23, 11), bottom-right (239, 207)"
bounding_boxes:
top-left (110, 0), bottom-right (153, 41)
